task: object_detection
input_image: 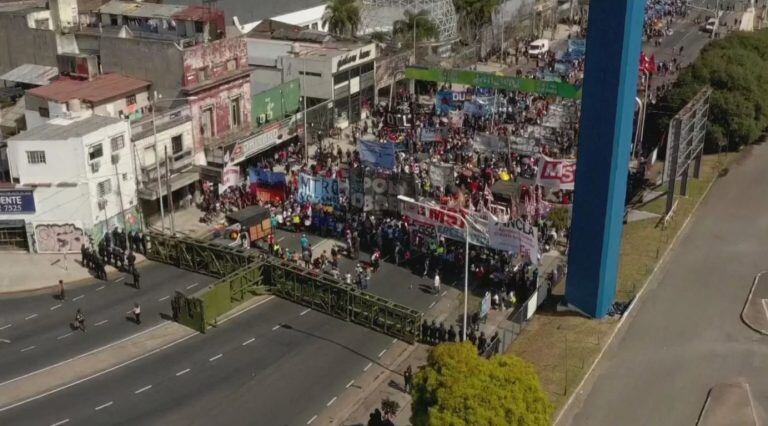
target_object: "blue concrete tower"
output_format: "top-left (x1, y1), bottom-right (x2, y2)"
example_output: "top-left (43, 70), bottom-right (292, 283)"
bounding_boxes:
top-left (565, 0), bottom-right (645, 317)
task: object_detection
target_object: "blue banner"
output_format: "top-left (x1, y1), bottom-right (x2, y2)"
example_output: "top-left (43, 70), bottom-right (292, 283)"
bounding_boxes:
top-left (435, 90), bottom-right (454, 115)
top-left (358, 138), bottom-right (396, 170)
top-left (298, 174), bottom-right (340, 205)
top-left (248, 168), bottom-right (286, 186)
top-left (0, 189), bottom-right (35, 213)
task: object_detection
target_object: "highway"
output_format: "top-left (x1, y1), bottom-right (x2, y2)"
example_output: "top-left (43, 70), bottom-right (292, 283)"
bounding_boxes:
top-left (0, 262), bottom-right (215, 385)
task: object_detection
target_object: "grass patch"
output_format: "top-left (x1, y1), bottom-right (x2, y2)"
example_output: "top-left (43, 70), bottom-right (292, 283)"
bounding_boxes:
top-left (506, 152), bottom-right (737, 414)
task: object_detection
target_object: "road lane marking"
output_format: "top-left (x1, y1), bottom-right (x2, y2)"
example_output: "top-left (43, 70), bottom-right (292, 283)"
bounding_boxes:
top-left (0, 326), bottom-right (196, 413)
top-left (176, 368), bottom-right (190, 376)
top-left (762, 299), bottom-right (768, 318)
top-left (299, 308), bottom-right (311, 316)
top-left (378, 349), bottom-right (387, 358)
top-left (363, 362), bottom-right (372, 371)
top-left (95, 320), bottom-right (108, 327)
top-left (441, 290), bottom-right (447, 296)
top-left (25, 314), bottom-right (38, 320)
top-left (209, 354), bottom-right (222, 362)
top-left (306, 415), bottom-right (318, 424)
top-left (50, 419), bottom-right (69, 426)
top-left (114, 277), bottom-right (124, 283)
top-left (277, 237), bottom-right (285, 242)
top-left (57, 333), bottom-right (72, 340)
top-left (392, 338), bottom-right (397, 344)
top-left (272, 324), bottom-right (281, 331)
top-left (96, 285), bottom-right (105, 291)
top-left (242, 338), bottom-right (255, 346)
top-left (20, 346), bottom-right (36, 352)
top-left (134, 385), bottom-right (152, 394)
top-left (72, 295), bottom-right (84, 301)
top-left (0, 324), bottom-right (11, 330)
top-left (326, 396), bottom-right (337, 406)
top-left (158, 296), bottom-right (170, 301)
top-left (346, 380), bottom-right (354, 388)
top-left (186, 283), bottom-right (199, 289)
top-left (428, 301), bottom-right (436, 309)
top-left (0, 339), bottom-right (9, 344)
top-left (50, 304), bottom-right (62, 310)
top-left (217, 296), bottom-right (275, 325)
top-left (94, 401), bottom-right (113, 411)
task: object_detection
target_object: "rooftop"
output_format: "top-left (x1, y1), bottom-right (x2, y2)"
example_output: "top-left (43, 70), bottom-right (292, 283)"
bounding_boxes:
top-left (168, 0), bottom-right (324, 26)
top-left (0, 64), bottom-right (58, 86)
top-left (27, 73), bottom-right (150, 104)
top-left (11, 115), bottom-right (124, 141)
top-left (98, 0), bottom-right (187, 19)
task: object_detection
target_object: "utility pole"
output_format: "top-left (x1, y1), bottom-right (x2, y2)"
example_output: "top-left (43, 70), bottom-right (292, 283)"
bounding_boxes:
top-left (164, 146), bottom-right (175, 234)
top-left (301, 53), bottom-right (309, 163)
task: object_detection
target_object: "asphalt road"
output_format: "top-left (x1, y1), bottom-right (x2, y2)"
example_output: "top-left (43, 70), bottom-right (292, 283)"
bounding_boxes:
top-left (0, 231), bottom-right (452, 425)
top-left (563, 145), bottom-right (768, 426)
top-left (0, 262), bottom-right (215, 385)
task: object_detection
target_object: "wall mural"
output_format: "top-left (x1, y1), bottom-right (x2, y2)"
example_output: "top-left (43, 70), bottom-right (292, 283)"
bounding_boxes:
top-left (34, 223), bottom-right (85, 254)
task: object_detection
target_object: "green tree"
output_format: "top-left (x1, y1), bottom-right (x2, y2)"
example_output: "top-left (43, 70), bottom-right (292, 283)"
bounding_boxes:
top-left (453, 0), bottom-right (501, 43)
top-left (323, 0), bottom-right (361, 37)
top-left (392, 10), bottom-right (439, 47)
top-left (548, 207), bottom-right (571, 233)
top-left (411, 342), bottom-right (552, 426)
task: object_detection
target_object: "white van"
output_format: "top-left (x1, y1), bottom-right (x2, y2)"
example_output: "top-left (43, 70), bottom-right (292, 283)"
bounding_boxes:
top-left (528, 39), bottom-right (550, 58)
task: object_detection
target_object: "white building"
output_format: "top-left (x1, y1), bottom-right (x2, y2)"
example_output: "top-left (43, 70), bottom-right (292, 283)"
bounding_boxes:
top-left (1, 115), bottom-right (138, 253)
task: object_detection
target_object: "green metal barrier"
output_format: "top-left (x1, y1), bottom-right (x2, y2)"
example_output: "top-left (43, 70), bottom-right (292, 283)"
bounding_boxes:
top-left (171, 291), bottom-right (206, 333)
top-left (145, 231), bottom-right (254, 278)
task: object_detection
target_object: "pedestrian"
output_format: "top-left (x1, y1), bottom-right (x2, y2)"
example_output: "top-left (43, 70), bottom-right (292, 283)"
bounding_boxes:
top-left (433, 272), bottom-right (441, 295)
top-left (58, 279), bottom-right (65, 301)
top-left (126, 250), bottom-right (136, 270)
top-left (132, 302), bottom-right (141, 324)
top-left (74, 308), bottom-right (85, 332)
top-left (132, 267), bottom-right (140, 289)
top-left (403, 365), bottom-right (413, 393)
top-left (447, 325), bottom-right (456, 343)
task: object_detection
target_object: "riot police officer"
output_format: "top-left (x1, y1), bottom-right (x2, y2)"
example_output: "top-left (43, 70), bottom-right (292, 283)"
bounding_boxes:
top-left (447, 325), bottom-right (457, 343)
top-left (126, 250), bottom-right (136, 271)
top-left (132, 266), bottom-right (140, 289)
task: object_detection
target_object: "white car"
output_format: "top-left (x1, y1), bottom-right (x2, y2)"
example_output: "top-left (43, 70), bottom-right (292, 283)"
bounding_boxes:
top-left (528, 39), bottom-right (550, 58)
top-left (703, 18), bottom-right (717, 33)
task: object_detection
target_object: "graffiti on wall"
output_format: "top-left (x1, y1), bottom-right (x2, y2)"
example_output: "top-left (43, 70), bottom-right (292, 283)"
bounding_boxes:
top-left (34, 223), bottom-right (85, 253)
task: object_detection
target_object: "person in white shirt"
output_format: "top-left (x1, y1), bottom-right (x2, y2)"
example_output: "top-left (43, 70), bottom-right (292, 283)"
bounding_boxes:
top-left (434, 273), bottom-right (441, 295)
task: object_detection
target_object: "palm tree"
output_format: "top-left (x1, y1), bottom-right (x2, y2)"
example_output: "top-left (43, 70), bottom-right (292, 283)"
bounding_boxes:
top-left (392, 10), bottom-right (439, 47)
top-left (453, 0), bottom-right (501, 43)
top-left (323, 0), bottom-right (361, 37)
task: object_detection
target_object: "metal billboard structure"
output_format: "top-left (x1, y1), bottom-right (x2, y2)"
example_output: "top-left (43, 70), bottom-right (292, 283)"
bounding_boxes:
top-left (663, 87), bottom-right (711, 214)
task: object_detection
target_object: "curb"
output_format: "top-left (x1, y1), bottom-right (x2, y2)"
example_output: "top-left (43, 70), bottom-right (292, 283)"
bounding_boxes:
top-left (554, 168), bottom-right (723, 425)
top-left (696, 382), bottom-right (759, 426)
top-left (740, 271), bottom-right (768, 336)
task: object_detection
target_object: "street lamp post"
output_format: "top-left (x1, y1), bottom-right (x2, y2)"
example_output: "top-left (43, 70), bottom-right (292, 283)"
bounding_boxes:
top-left (398, 195), bottom-right (471, 341)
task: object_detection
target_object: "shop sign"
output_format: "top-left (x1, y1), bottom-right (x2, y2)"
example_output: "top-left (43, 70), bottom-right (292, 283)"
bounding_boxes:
top-left (0, 189), bottom-right (35, 214)
top-left (333, 45), bottom-right (377, 73)
top-left (230, 118), bottom-right (297, 165)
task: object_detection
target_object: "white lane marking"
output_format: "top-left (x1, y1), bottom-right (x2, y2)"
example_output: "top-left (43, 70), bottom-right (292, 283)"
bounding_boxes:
top-left (209, 354), bottom-right (223, 362)
top-left (441, 290), bottom-right (447, 296)
top-left (378, 349), bottom-right (387, 358)
top-left (176, 368), bottom-right (190, 376)
top-left (158, 296), bottom-right (170, 302)
top-left (242, 338), bottom-right (255, 346)
top-left (134, 385), bottom-right (152, 394)
top-left (0, 322), bottom-right (168, 389)
top-left (392, 338), bottom-right (397, 344)
top-left (95, 320), bottom-right (108, 327)
top-left (186, 283), bottom-right (199, 289)
top-left (299, 308), bottom-right (311, 316)
top-left (25, 314), bottom-right (38, 320)
top-left (20, 346), bottom-right (36, 352)
top-left (50, 304), bottom-right (62, 311)
top-left (346, 380), bottom-right (354, 388)
top-left (0, 327), bottom-right (197, 413)
top-left (428, 301), bottom-right (436, 309)
top-left (0, 339), bottom-right (9, 344)
top-left (217, 296), bottom-right (275, 325)
top-left (94, 401), bottom-right (113, 411)
top-left (72, 295), bottom-right (84, 302)
top-left (272, 324), bottom-right (281, 331)
top-left (306, 415), bottom-right (318, 424)
top-left (363, 362), bottom-right (372, 371)
top-left (762, 299), bottom-right (768, 318)
top-left (50, 419), bottom-right (70, 426)
top-left (57, 333), bottom-right (73, 340)
top-left (96, 285), bottom-right (105, 291)
top-left (277, 237), bottom-right (285, 242)
top-left (326, 396), bottom-right (337, 406)
top-left (0, 324), bottom-right (11, 330)
top-left (114, 277), bottom-right (124, 283)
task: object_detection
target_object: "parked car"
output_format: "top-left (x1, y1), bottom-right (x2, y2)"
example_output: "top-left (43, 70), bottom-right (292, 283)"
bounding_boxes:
top-left (528, 39), bottom-right (550, 58)
top-left (703, 18), bottom-right (717, 33)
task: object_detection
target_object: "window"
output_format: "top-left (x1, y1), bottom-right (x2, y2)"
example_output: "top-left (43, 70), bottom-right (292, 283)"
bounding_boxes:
top-left (230, 97), bottom-right (241, 128)
top-left (171, 135), bottom-right (183, 154)
top-left (360, 62), bottom-right (374, 75)
top-left (39, 107), bottom-right (50, 118)
top-left (226, 59), bottom-right (236, 71)
top-left (110, 135), bottom-right (125, 152)
top-left (122, 173), bottom-right (128, 181)
top-left (26, 151), bottom-right (46, 164)
top-left (35, 18), bottom-right (50, 29)
top-left (334, 71), bottom-right (349, 86)
top-left (110, 14), bottom-right (118, 26)
top-left (194, 21), bottom-right (204, 33)
top-left (299, 70), bottom-right (322, 78)
top-left (126, 95), bottom-right (136, 106)
top-left (88, 143), bottom-right (103, 161)
top-left (97, 179), bottom-right (112, 198)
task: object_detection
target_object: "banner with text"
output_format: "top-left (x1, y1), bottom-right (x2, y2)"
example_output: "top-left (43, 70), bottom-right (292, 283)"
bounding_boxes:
top-left (488, 218), bottom-right (539, 259)
top-left (536, 156), bottom-right (576, 190)
top-left (358, 138), bottom-right (396, 170)
top-left (428, 162), bottom-right (454, 188)
top-left (350, 169), bottom-right (416, 212)
top-left (298, 174), bottom-right (340, 205)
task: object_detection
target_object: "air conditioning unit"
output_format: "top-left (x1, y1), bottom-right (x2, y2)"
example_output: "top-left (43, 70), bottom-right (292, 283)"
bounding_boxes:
top-left (258, 114), bottom-right (266, 124)
top-left (111, 153), bottom-right (120, 165)
top-left (97, 198), bottom-right (107, 210)
top-left (90, 161), bottom-right (101, 173)
top-left (265, 111), bottom-right (273, 120)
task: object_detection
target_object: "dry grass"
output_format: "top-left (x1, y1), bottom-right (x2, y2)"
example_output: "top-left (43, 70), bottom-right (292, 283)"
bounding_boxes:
top-left (506, 152), bottom-right (737, 414)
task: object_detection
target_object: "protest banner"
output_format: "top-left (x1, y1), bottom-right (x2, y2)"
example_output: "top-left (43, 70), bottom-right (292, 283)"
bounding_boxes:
top-left (474, 133), bottom-right (507, 153)
top-left (398, 199), bottom-right (489, 246)
top-left (488, 218), bottom-right (539, 259)
top-left (358, 137), bottom-right (396, 169)
top-left (349, 169), bottom-right (415, 212)
top-left (219, 164), bottom-right (242, 195)
top-left (298, 174), bottom-right (340, 205)
top-left (536, 156), bottom-right (576, 190)
top-left (419, 128), bottom-right (442, 142)
top-left (428, 162), bottom-right (454, 188)
top-left (248, 168), bottom-right (286, 186)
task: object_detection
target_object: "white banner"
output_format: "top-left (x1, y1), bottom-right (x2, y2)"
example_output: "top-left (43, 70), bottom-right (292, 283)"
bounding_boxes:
top-left (488, 218), bottom-right (539, 259)
top-left (536, 156), bottom-right (576, 190)
top-left (399, 200), bottom-right (489, 246)
top-left (428, 162), bottom-right (454, 188)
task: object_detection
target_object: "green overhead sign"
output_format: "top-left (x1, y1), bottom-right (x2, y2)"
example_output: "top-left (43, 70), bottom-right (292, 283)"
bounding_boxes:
top-left (404, 66), bottom-right (582, 99)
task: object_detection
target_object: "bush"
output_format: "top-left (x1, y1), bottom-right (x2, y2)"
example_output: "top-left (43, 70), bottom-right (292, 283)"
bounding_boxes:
top-left (547, 207), bottom-right (571, 232)
top-left (411, 342), bottom-right (552, 426)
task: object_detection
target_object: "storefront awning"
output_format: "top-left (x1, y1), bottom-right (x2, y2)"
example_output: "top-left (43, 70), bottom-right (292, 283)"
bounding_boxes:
top-left (138, 171), bottom-right (199, 200)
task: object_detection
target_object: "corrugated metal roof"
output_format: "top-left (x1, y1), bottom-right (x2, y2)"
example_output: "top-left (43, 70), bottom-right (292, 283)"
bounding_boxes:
top-left (168, 0), bottom-right (324, 24)
top-left (0, 64), bottom-right (58, 86)
top-left (10, 115), bottom-right (124, 141)
top-left (27, 73), bottom-right (150, 104)
top-left (98, 0), bottom-right (186, 18)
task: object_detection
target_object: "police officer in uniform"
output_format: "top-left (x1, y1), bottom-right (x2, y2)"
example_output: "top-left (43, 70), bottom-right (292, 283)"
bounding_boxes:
top-left (132, 266), bottom-right (141, 289)
top-left (126, 250), bottom-right (136, 271)
top-left (98, 240), bottom-right (106, 259)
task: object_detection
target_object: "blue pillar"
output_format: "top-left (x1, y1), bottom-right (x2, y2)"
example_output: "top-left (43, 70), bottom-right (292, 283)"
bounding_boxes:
top-left (565, 0), bottom-right (645, 317)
